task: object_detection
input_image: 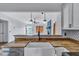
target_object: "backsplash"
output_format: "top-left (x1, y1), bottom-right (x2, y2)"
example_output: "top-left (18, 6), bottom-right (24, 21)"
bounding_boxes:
top-left (62, 30), bottom-right (79, 41)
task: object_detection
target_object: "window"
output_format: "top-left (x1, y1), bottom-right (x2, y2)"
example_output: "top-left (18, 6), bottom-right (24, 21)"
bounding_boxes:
top-left (26, 24), bottom-right (33, 35)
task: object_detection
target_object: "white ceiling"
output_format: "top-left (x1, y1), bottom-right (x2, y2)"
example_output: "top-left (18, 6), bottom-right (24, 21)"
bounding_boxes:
top-left (0, 3), bottom-right (63, 12)
top-left (1, 12), bottom-right (61, 24)
top-left (0, 3), bottom-right (63, 28)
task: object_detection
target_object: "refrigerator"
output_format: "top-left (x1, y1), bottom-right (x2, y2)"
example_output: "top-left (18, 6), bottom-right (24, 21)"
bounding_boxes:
top-left (0, 21), bottom-right (8, 43)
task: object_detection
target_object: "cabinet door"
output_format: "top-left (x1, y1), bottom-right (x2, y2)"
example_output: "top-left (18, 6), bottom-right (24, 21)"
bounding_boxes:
top-left (0, 34), bottom-right (3, 42)
top-left (73, 4), bottom-right (79, 28)
top-left (63, 4), bottom-right (73, 28)
top-left (0, 23), bottom-right (3, 42)
top-left (63, 4), bottom-right (69, 28)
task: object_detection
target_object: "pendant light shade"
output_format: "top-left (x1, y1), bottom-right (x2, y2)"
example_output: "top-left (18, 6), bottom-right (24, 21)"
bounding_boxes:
top-left (30, 11), bottom-right (47, 24)
top-left (30, 12), bottom-right (33, 22)
top-left (42, 11), bottom-right (46, 22)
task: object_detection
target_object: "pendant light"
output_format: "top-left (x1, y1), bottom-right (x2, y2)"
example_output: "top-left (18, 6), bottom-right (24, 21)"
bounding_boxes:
top-left (30, 12), bottom-right (33, 22)
top-left (41, 11), bottom-right (46, 22)
top-left (30, 12), bottom-right (37, 24)
top-left (44, 12), bottom-right (46, 22)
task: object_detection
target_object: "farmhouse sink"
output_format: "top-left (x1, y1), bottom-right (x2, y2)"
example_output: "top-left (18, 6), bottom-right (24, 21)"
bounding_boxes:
top-left (24, 42), bottom-right (55, 56)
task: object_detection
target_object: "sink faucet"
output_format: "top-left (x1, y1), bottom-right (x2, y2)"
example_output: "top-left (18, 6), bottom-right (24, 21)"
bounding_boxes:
top-left (38, 31), bottom-right (40, 41)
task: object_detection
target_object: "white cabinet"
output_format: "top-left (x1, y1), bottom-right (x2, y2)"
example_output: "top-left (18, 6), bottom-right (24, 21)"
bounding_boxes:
top-left (73, 4), bottom-right (79, 28)
top-left (63, 4), bottom-right (69, 28)
top-left (2, 48), bottom-right (24, 56)
top-left (63, 4), bottom-right (73, 29)
top-left (63, 3), bottom-right (79, 29)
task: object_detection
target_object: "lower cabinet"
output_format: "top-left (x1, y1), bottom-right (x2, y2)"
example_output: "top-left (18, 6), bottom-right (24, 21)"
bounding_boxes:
top-left (2, 48), bottom-right (24, 56)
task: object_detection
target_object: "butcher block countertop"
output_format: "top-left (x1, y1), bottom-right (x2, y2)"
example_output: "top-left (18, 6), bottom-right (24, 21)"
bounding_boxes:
top-left (1, 39), bottom-right (79, 52)
top-left (1, 41), bottom-right (29, 48)
top-left (1, 35), bottom-right (79, 53)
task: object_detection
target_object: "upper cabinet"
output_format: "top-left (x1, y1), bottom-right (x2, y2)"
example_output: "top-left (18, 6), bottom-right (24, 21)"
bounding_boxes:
top-left (63, 3), bottom-right (79, 30)
top-left (73, 4), bottom-right (79, 28)
top-left (63, 4), bottom-right (73, 29)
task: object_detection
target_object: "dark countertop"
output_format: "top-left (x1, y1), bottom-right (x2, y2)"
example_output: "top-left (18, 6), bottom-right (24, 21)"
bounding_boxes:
top-left (0, 42), bottom-right (7, 48)
top-left (14, 35), bottom-right (67, 38)
top-left (62, 52), bottom-right (79, 56)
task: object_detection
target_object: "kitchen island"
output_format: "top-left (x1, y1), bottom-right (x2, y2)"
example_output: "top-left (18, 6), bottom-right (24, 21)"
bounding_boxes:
top-left (14, 35), bottom-right (79, 53)
top-left (1, 35), bottom-right (79, 56)
top-left (1, 42), bottom-right (56, 56)
top-left (1, 41), bottom-right (29, 56)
